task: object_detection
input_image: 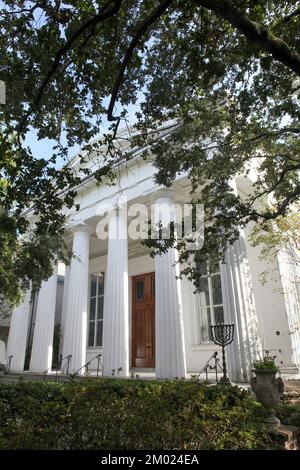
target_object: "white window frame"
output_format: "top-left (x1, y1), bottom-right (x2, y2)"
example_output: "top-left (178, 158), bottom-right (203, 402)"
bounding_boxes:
top-left (87, 272), bottom-right (104, 349)
top-left (195, 265), bottom-right (223, 345)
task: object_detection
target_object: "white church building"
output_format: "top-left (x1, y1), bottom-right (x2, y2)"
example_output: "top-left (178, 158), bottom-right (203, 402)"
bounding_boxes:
top-left (5, 125), bottom-right (300, 382)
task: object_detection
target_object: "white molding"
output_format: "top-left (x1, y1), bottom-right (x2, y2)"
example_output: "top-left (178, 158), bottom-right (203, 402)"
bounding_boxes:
top-left (191, 345), bottom-right (221, 351)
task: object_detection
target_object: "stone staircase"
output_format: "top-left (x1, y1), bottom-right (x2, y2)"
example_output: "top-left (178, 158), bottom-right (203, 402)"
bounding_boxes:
top-left (0, 372), bottom-right (85, 384)
top-left (1, 372), bottom-right (300, 401)
top-left (282, 380), bottom-right (300, 405)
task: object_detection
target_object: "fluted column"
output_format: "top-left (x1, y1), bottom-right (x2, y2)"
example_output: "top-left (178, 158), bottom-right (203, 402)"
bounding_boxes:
top-left (7, 289), bottom-right (31, 372)
top-left (220, 233), bottom-right (262, 382)
top-left (102, 209), bottom-right (129, 377)
top-left (30, 266), bottom-right (58, 372)
top-left (153, 189), bottom-right (187, 379)
top-left (62, 226), bottom-right (90, 374)
top-left (59, 265), bottom-right (70, 356)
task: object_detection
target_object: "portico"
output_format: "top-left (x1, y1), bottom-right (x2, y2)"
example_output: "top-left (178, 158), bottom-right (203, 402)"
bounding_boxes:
top-left (6, 186), bottom-right (189, 378)
top-left (5, 141), bottom-right (300, 381)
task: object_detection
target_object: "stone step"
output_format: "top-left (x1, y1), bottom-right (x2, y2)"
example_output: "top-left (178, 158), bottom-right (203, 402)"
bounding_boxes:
top-left (0, 371), bottom-right (110, 385)
top-left (282, 380), bottom-right (300, 404)
top-left (282, 391), bottom-right (300, 405)
top-left (0, 372), bottom-right (74, 384)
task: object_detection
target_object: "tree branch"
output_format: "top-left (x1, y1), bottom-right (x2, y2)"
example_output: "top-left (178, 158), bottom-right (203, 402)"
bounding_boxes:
top-left (16, 0), bottom-right (123, 137)
top-left (0, 2), bottom-right (46, 16)
top-left (194, 0), bottom-right (300, 76)
top-left (107, 0), bottom-right (175, 121)
top-left (253, 182), bottom-right (300, 220)
top-left (281, 6), bottom-right (300, 24)
top-left (249, 162), bottom-right (300, 207)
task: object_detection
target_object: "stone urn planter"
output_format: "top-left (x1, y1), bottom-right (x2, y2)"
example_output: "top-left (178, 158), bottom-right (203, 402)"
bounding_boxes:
top-left (250, 360), bottom-right (284, 427)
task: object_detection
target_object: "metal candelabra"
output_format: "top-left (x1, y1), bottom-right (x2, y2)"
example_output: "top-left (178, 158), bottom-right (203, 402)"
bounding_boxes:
top-left (210, 322), bottom-right (235, 384)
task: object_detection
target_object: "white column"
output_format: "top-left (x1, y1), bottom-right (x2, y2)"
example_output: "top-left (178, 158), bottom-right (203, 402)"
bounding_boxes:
top-left (102, 208), bottom-right (129, 377)
top-left (62, 226), bottom-right (90, 375)
top-left (220, 233), bottom-right (262, 382)
top-left (7, 289), bottom-right (31, 372)
top-left (59, 264), bottom-right (70, 356)
top-left (153, 189), bottom-right (187, 379)
top-left (29, 266), bottom-right (58, 373)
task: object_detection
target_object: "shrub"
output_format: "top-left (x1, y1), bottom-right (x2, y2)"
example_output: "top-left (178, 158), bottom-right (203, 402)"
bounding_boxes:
top-left (252, 358), bottom-right (279, 372)
top-left (0, 379), bottom-right (274, 450)
top-left (276, 403), bottom-right (300, 428)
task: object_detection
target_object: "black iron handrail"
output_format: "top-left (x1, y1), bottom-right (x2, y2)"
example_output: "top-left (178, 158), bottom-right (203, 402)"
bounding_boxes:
top-left (43, 354), bottom-right (62, 381)
top-left (5, 355), bottom-right (13, 374)
top-left (62, 354), bottom-right (72, 375)
top-left (196, 351), bottom-right (224, 383)
top-left (71, 354), bottom-right (103, 378)
top-left (43, 354), bottom-right (72, 380)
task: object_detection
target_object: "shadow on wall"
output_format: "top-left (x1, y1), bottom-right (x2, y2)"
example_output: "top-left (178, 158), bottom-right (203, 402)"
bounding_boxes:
top-left (0, 338), bottom-right (5, 366)
top-left (0, 326), bottom-right (9, 344)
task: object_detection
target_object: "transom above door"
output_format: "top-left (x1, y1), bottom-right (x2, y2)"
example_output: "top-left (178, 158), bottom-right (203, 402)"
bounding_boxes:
top-left (131, 272), bottom-right (155, 368)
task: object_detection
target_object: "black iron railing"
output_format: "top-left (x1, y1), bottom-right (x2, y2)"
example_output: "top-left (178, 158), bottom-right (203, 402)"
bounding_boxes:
top-left (5, 355), bottom-right (13, 374)
top-left (72, 354), bottom-right (103, 378)
top-left (62, 354), bottom-right (72, 375)
top-left (196, 351), bottom-right (224, 383)
top-left (43, 354), bottom-right (72, 381)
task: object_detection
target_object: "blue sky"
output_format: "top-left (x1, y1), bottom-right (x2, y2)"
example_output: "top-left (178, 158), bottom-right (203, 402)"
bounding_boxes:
top-left (24, 99), bottom-right (141, 169)
top-left (1, 1), bottom-right (142, 169)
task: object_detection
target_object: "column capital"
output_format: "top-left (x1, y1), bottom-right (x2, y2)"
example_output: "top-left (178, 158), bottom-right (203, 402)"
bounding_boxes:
top-left (150, 188), bottom-right (184, 204)
top-left (70, 222), bottom-right (93, 235)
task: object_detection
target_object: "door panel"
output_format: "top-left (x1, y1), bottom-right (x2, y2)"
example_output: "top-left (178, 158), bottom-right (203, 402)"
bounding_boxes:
top-left (135, 308), bottom-right (146, 359)
top-left (132, 273), bottom-right (155, 368)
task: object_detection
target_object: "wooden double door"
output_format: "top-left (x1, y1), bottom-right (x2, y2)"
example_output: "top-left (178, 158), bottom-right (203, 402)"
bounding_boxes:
top-left (131, 272), bottom-right (155, 368)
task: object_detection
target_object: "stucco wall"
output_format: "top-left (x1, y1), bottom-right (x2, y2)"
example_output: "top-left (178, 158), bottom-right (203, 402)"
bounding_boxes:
top-left (244, 223), bottom-right (296, 370)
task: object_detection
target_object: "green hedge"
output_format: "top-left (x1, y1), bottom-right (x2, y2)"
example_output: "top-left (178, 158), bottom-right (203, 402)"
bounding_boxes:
top-left (276, 403), bottom-right (300, 428)
top-left (0, 379), bottom-right (275, 449)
